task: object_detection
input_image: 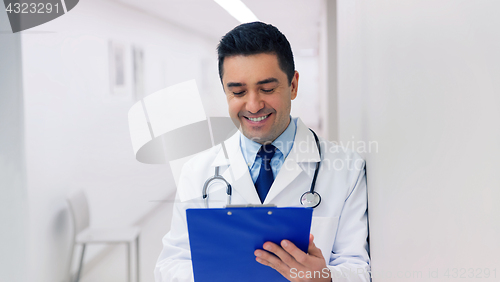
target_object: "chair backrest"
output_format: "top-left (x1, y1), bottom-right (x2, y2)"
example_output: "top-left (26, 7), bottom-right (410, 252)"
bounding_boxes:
top-left (66, 190), bottom-right (90, 234)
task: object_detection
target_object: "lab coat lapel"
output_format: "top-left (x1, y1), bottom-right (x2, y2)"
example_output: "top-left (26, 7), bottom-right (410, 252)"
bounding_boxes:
top-left (264, 118), bottom-right (321, 204)
top-left (211, 131), bottom-right (262, 205)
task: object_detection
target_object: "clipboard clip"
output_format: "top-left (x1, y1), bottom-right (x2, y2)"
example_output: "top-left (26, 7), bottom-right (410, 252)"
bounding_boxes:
top-left (224, 204), bottom-right (277, 208)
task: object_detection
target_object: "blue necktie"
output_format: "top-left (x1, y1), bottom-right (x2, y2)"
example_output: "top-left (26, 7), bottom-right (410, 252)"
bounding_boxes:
top-left (255, 144), bottom-right (276, 203)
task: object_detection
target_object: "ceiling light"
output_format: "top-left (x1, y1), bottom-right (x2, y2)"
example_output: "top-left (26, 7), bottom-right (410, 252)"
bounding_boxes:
top-left (214, 0), bottom-right (259, 23)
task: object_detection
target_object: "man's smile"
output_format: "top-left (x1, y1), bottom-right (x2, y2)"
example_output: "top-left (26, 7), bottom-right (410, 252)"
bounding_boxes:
top-left (244, 113), bottom-right (271, 123)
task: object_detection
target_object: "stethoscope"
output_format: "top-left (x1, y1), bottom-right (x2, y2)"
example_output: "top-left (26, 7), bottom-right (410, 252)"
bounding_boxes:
top-left (202, 129), bottom-right (322, 208)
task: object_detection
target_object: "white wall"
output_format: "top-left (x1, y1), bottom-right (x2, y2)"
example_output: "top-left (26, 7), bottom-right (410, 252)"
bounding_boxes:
top-left (318, 0), bottom-right (338, 140)
top-left (0, 10), bottom-right (28, 282)
top-left (20, 1), bottom-right (222, 281)
top-left (291, 55), bottom-right (321, 132)
top-left (338, 1), bottom-right (500, 281)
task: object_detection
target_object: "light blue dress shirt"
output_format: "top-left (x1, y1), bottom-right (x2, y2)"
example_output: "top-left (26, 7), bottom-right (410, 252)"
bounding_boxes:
top-left (240, 117), bottom-right (298, 183)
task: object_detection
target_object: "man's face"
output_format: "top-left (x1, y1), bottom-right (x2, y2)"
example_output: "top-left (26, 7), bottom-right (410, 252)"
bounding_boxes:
top-left (222, 53), bottom-right (299, 144)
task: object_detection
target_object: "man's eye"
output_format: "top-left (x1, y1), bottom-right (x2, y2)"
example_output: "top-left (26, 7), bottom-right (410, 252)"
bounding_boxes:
top-left (261, 88), bottom-right (275, 93)
top-left (233, 91), bottom-right (245, 95)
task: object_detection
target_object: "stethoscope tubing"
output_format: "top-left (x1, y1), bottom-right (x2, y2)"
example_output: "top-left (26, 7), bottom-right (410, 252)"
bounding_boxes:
top-left (203, 128), bottom-right (322, 208)
top-left (202, 166), bottom-right (232, 208)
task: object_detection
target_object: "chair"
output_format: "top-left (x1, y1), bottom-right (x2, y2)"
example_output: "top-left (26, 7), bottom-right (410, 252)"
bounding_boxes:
top-left (67, 190), bottom-right (140, 282)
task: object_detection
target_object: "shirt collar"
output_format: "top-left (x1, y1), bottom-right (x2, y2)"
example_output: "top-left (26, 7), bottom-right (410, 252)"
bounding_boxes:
top-left (272, 116), bottom-right (296, 159)
top-left (240, 116), bottom-right (297, 166)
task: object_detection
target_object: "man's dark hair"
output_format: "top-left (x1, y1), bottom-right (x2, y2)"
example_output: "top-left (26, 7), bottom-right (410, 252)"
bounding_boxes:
top-left (217, 22), bottom-right (295, 85)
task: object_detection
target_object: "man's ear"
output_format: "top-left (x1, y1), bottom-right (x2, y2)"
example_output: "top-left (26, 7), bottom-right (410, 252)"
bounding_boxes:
top-left (290, 71), bottom-right (299, 100)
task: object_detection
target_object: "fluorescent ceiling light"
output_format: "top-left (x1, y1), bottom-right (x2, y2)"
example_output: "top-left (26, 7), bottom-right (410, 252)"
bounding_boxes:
top-left (214, 0), bottom-right (259, 23)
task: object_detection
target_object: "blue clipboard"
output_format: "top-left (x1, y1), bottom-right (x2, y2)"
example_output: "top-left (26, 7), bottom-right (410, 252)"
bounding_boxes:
top-left (186, 206), bottom-right (313, 282)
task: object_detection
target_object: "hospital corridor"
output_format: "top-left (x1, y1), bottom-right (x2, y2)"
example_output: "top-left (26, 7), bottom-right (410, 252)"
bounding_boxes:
top-left (1, 1), bottom-right (499, 282)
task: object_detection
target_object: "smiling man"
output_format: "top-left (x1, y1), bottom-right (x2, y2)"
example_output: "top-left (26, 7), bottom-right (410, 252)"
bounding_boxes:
top-left (223, 52), bottom-right (297, 145)
top-left (155, 22), bottom-right (370, 282)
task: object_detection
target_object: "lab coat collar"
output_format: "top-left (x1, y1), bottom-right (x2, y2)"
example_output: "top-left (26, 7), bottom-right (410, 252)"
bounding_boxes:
top-left (287, 118), bottom-right (321, 163)
top-left (264, 118), bottom-right (321, 203)
top-left (226, 130), bottom-right (263, 205)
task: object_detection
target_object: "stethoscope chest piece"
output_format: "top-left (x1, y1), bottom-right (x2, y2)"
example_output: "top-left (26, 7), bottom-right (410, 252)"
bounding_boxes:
top-left (301, 191), bottom-right (321, 208)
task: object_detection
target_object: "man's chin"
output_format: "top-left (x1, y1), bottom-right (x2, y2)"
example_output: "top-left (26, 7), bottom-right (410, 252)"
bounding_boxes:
top-left (240, 130), bottom-right (269, 144)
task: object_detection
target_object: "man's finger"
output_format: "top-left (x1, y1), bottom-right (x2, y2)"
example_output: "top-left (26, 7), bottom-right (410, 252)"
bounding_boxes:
top-left (262, 241), bottom-right (300, 269)
top-left (280, 239), bottom-right (310, 266)
top-left (254, 248), bottom-right (291, 278)
top-left (307, 234), bottom-right (324, 258)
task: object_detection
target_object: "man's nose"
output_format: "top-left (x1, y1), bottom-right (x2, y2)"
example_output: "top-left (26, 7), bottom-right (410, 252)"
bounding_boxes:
top-left (245, 91), bottom-right (264, 114)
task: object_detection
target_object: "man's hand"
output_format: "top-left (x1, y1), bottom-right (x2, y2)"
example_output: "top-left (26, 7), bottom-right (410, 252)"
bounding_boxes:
top-left (254, 234), bottom-right (333, 282)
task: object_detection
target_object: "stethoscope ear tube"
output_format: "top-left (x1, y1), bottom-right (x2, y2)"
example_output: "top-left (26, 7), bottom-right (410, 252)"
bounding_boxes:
top-left (301, 129), bottom-right (322, 208)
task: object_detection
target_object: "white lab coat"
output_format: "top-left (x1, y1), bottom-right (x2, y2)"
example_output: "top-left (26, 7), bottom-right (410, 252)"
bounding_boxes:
top-left (155, 118), bottom-right (370, 282)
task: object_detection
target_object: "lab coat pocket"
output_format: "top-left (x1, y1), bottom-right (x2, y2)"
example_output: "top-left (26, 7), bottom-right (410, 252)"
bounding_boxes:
top-left (310, 216), bottom-right (340, 263)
